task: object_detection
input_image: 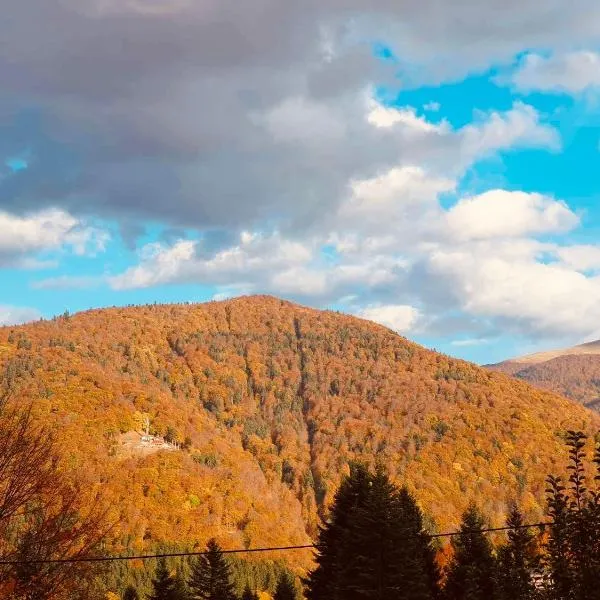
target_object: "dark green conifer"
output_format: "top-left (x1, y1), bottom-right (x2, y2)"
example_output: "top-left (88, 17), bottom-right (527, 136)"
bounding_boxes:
top-left (544, 431), bottom-right (600, 600)
top-left (273, 573), bottom-right (297, 600)
top-left (305, 463), bottom-right (439, 600)
top-left (340, 470), bottom-right (439, 600)
top-left (241, 584), bottom-right (259, 600)
top-left (304, 463), bottom-right (372, 600)
top-left (495, 505), bottom-right (540, 600)
top-left (124, 586), bottom-right (140, 600)
top-left (188, 538), bottom-right (236, 600)
top-left (148, 559), bottom-right (178, 600)
top-left (443, 505), bottom-right (496, 600)
top-left (173, 572), bottom-right (190, 600)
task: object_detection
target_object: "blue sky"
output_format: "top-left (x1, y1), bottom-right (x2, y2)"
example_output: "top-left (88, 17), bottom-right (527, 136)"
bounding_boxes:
top-left (2, 1), bottom-right (600, 364)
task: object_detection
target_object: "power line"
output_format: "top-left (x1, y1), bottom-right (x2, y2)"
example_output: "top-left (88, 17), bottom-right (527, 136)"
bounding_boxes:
top-left (428, 521), bottom-right (549, 539)
top-left (0, 521), bottom-right (552, 566)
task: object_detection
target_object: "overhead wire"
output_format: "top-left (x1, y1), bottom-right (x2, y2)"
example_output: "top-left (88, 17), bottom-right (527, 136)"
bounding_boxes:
top-left (0, 521), bottom-right (552, 565)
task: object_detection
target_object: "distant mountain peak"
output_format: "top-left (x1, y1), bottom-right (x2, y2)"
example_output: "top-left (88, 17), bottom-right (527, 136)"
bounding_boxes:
top-left (487, 338), bottom-right (600, 411)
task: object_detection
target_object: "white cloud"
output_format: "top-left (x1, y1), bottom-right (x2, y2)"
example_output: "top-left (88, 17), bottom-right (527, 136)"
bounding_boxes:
top-left (426, 246), bottom-right (600, 337)
top-left (458, 103), bottom-right (560, 163)
top-left (555, 244), bottom-right (600, 272)
top-left (451, 338), bottom-right (490, 347)
top-left (110, 233), bottom-right (315, 291)
top-left (0, 209), bottom-right (108, 267)
top-left (366, 102), bottom-right (448, 134)
top-left (357, 304), bottom-right (421, 333)
top-left (511, 51), bottom-right (600, 93)
top-left (0, 305), bottom-right (41, 326)
top-left (107, 88), bottom-right (587, 343)
top-left (446, 190), bottom-right (579, 241)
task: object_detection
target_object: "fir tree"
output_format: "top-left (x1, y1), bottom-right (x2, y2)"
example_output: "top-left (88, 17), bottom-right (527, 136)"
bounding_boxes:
top-left (241, 584), bottom-right (259, 600)
top-left (188, 538), bottom-right (236, 600)
top-left (545, 474), bottom-right (572, 599)
top-left (305, 464), bottom-right (439, 600)
top-left (444, 505), bottom-right (496, 600)
top-left (495, 505), bottom-right (540, 600)
top-left (544, 431), bottom-right (600, 600)
top-left (148, 559), bottom-right (178, 600)
top-left (173, 572), bottom-right (190, 600)
top-left (340, 470), bottom-right (439, 600)
top-left (304, 463), bottom-right (373, 600)
top-left (273, 572), bottom-right (297, 600)
top-left (123, 586), bottom-right (140, 600)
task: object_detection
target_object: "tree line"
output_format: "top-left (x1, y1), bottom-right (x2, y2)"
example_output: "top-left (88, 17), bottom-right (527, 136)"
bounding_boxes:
top-left (122, 539), bottom-right (298, 600)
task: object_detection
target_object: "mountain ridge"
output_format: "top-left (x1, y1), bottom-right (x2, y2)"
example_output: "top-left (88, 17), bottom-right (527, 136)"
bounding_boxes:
top-left (487, 338), bottom-right (600, 411)
top-left (489, 338), bottom-right (600, 371)
top-left (1, 295), bottom-right (597, 563)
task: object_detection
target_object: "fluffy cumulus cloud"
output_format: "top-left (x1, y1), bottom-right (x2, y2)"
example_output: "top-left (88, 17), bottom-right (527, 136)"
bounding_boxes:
top-left (511, 51), bottom-right (600, 93)
top-left (555, 245), bottom-right (600, 272)
top-left (424, 247), bottom-right (600, 338)
top-left (445, 190), bottom-right (578, 241)
top-left (0, 209), bottom-right (108, 267)
top-left (357, 304), bottom-right (421, 334)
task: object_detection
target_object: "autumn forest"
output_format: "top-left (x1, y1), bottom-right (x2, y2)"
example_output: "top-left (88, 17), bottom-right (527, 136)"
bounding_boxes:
top-left (0, 296), bottom-right (599, 598)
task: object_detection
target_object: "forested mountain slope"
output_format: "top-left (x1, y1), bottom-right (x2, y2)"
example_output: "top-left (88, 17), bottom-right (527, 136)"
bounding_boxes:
top-left (0, 296), bottom-right (597, 560)
top-left (488, 341), bottom-right (600, 411)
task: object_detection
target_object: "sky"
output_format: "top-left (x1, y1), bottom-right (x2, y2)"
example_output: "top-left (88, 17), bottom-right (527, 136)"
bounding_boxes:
top-left (1, 1), bottom-right (600, 364)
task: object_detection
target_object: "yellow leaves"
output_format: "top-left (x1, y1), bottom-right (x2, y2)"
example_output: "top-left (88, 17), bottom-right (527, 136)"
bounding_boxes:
top-left (0, 344), bottom-right (14, 358)
top-left (0, 296), bottom-right (597, 562)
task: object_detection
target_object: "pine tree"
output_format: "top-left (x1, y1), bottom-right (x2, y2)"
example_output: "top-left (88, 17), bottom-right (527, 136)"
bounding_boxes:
top-left (340, 470), bottom-right (439, 600)
top-left (148, 559), bottom-right (178, 600)
top-left (495, 505), bottom-right (540, 600)
top-left (304, 463), bottom-right (373, 600)
top-left (544, 431), bottom-right (600, 600)
top-left (123, 586), bottom-right (140, 600)
top-left (305, 464), bottom-right (439, 600)
top-left (188, 538), bottom-right (236, 600)
top-left (241, 584), bottom-right (259, 600)
top-left (545, 474), bottom-right (572, 599)
top-left (444, 505), bottom-right (496, 600)
top-left (273, 573), bottom-right (297, 600)
top-left (173, 572), bottom-right (190, 600)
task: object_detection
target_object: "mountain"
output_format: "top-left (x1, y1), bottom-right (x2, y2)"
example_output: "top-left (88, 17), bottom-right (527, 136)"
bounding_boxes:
top-left (1, 296), bottom-right (597, 562)
top-left (487, 340), bottom-right (600, 411)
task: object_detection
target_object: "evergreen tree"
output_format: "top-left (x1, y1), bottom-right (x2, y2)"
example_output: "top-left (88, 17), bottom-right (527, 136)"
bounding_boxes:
top-left (544, 431), bottom-right (600, 600)
top-left (148, 559), bottom-right (178, 600)
top-left (173, 572), bottom-right (190, 600)
top-left (495, 505), bottom-right (540, 600)
top-left (545, 474), bottom-right (572, 600)
top-left (341, 472), bottom-right (439, 600)
top-left (273, 572), bottom-right (297, 600)
top-left (444, 505), bottom-right (496, 600)
top-left (123, 586), bottom-right (140, 600)
top-left (304, 463), bottom-right (372, 600)
top-left (241, 584), bottom-right (259, 600)
top-left (188, 538), bottom-right (236, 600)
top-left (305, 464), bottom-right (439, 600)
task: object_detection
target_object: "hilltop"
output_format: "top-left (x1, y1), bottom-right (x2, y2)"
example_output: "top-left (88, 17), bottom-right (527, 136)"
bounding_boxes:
top-left (0, 295), bottom-right (597, 560)
top-left (487, 340), bottom-right (600, 411)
